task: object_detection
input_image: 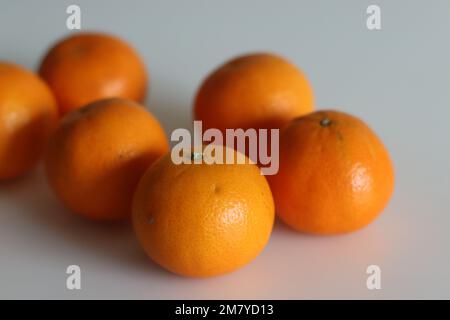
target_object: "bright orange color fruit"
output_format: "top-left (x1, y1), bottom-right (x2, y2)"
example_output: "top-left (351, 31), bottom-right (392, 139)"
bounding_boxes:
top-left (267, 110), bottom-right (394, 235)
top-left (132, 148), bottom-right (275, 277)
top-left (45, 98), bottom-right (168, 221)
top-left (0, 62), bottom-right (57, 180)
top-left (194, 53), bottom-right (314, 132)
top-left (39, 32), bottom-right (147, 116)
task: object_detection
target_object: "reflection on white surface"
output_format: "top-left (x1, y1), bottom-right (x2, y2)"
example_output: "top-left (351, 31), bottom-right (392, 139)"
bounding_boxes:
top-left (0, 163), bottom-right (443, 299)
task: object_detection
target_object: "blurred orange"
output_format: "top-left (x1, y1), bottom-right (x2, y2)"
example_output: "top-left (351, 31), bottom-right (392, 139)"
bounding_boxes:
top-left (39, 32), bottom-right (147, 115)
top-left (0, 61), bottom-right (57, 180)
top-left (45, 98), bottom-right (168, 221)
top-left (194, 52), bottom-right (314, 132)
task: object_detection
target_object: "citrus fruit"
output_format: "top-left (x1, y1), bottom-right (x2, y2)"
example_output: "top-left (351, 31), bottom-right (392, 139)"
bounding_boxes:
top-left (0, 61), bottom-right (57, 180)
top-left (267, 110), bottom-right (395, 234)
top-left (45, 98), bottom-right (168, 221)
top-left (194, 52), bottom-right (314, 132)
top-left (132, 148), bottom-right (274, 277)
top-left (39, 32), bottom-right (147, 115)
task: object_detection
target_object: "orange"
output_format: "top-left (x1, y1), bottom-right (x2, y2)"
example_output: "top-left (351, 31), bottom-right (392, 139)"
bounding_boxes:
top-left (132, 148), bottom-right (274, 277)
top-left (39, 32), bottom-right (147, 116)
top-left (0, 62), bottom-right (57, 180)
top-left (45, 98), bottom-right (168, 221)
top-left (267, 110), bottom-right (394, 235)
top-left (194, 52), bottom-right (314, 133)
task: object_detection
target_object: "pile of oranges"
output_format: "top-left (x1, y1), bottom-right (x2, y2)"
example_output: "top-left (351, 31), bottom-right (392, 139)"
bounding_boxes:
top-left (0, 32), bottom-right (394, 278)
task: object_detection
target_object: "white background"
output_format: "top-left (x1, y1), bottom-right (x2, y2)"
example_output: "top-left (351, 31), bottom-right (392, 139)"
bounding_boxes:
top-left (0, 0), bottom-right (449, 299)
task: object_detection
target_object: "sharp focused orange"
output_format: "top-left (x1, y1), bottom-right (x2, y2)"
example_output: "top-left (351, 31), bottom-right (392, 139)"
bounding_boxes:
top-left (39, 32), bottom-right (147, 115)
top-left (132, 148), bottom-right (275, 277)
top-left (0, 62), bottom-right (57, 180)
top-left (194, 53), bottom-right (314, 133)
top-left (45, 98), bottom-right (168, 221)
top-left (267, 110), bottom-right (395, 235)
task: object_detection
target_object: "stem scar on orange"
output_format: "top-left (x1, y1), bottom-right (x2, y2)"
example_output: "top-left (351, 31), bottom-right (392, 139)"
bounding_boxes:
top-left (45, 98), bottom-right (168, 221)
top-left (132, 148), bottom-right (275, 277)
top-left (267, 110), bottom-right (395, 235)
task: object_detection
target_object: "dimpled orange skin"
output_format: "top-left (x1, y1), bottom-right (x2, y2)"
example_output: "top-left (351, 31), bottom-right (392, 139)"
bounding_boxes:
top-left (194, 53), bottom-right (314, 133)
top-left (39, 32), bottom-right (147, 116)
top-left (0, 62), bottom-right (57, 180)
top-left (45, 98), bottom-right (168, 221)
top-left (267, 110), bottom-right (395, 235)
top-left (132, 149), bottom-right (275, 277)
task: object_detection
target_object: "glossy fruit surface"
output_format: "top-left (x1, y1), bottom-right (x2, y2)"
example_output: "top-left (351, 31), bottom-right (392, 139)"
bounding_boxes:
top-left (132, 149), bottom-right (274, 277)
top-left (267, 110), bottom-right (395, 234)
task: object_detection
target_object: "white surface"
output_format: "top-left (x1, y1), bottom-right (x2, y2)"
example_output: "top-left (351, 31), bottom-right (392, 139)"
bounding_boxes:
top-left (1, 0), bottom-right (450, 299)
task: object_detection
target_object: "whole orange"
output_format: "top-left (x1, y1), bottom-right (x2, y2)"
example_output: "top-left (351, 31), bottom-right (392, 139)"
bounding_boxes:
top-left (39, 32), bottom-right (147, 115)
top-left (45, 98), bottom-right (168, 221)
top-left (132, 148), bottom-right (274, 277)
top-left (194, 53), bottom-right (314, 132)
top-left (267, 110), bottom-right (395, 235)
top-left (0, 62), bottom-right (57, 180)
